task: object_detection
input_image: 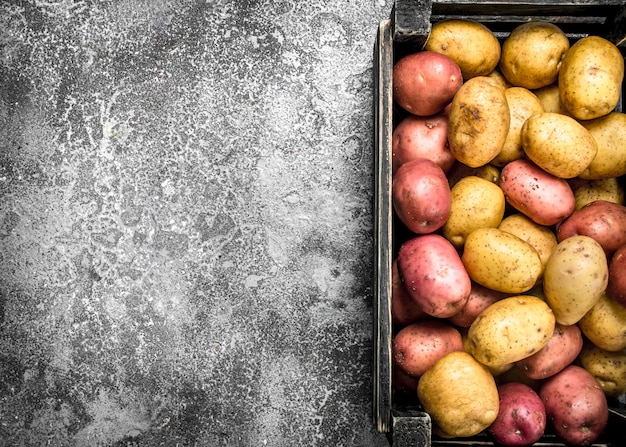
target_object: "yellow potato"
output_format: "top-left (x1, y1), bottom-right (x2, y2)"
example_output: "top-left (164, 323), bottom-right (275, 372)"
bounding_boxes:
top-left (579, 112), bottom-right (626, 179)
top-left (467, 295), bottom-right (555, 368)
top-left (499, 21), bottom-right (570, 89)
top-left (448, 76), bottom-right (510, 168)
top-left (578, 343), bottom-right (626, 396)
top-left (425, 19), bottom-right (501, 80)
top-left (559, 36), bottom-right (624, 120)
top-left (492, 87), bottom-right (544, 167)
top-left (521, 112), bottom-right (597, 179)
top-left (485, 69), bottom-right (511, 90)
top-left (462, 228), bottom-right (542, 294)
top-left (543, 235), bottom-right (608, 325)
top-left (447, 162), bottom-right (500, 188)
top-left (569, 177), bottom-right (625, 210)
top-left (532, 84), bottom-right (570, 115)
top-left (578, 293), bottom-right (626, 352)
top-left (498, 213), bottom-right (558, 275)
top-left (443, 176), bottom-right (506, 247)
top-left (417, 351), bottom-right (499, 437)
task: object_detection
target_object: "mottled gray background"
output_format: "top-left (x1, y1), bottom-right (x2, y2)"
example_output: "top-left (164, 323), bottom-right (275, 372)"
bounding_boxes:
top-left (0, 1), bottom-right (391, 446)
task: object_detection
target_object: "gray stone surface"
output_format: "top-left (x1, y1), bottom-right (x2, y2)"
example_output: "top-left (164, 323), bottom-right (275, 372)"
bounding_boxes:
top-left (0, 0), bottom-right (392, 446)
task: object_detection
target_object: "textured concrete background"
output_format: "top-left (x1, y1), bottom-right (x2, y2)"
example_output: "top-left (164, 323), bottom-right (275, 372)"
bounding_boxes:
top-left (0, 1), bottom-right (391, 445)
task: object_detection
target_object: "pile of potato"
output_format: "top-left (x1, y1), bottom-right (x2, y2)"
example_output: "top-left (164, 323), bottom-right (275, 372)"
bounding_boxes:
top-left (390, 19), bottom-right (626, 446)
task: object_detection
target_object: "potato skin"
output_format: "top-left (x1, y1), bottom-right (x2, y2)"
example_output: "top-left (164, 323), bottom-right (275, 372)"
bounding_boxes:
top-left (467, 295), bottom-right (555, 368)
top-left (539, 365), bottom-right (609, 446)
top-left (499, 159), bottom-right (575, 226)
top-left (448, 282), bottom-right (507, 328)
top-left (607, 244), bottom-right (626, 307)
top-left (578, 293), bottom-right (626, 352)
top-left (559, 36), bottom-right (624, 120)
top-left (447, 76), bottom-right (510, 168)
top-left (392, 158), bottom-right (451, 234)
top-left (556, 200), bottom-right (626, 256)
top-left (569, 177), bottom-right (625, 211)
top-left (392, 113), bottom-right (455, 174)
top-left (579, 112), bottom-right (626, 179)
top-left (397, 234), bottom-right (471, 318)
top-left (488, 382), bottom-right (546, 447)
top-left (579, 342), bottom-right (626, 397)
top-left (516, 323), bottom-right (583, 380)
top-left (393, 51), bottom-right (463, 116)
top-left (392, 319), bottom-right (464, 378)
top-left (391, 259), bottom-right (428, 327)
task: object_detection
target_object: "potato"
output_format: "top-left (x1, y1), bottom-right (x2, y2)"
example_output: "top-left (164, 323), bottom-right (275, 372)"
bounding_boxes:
top-left (607, 244), bottom-right (626, 307)
top-left (485, 69), bottom-right (511, 90)
top-left (393, 365), bottom-right (420, 397)
top-left (559, 35), bottom-right (624, 120)
top-left (466, 295), bottom-right (555, 368)
top-left (556, 200), bottom-right (626, 256)
top-left (462, 228), bottom-right (543, 294)
top-left (448, 282), bottom-right (508, 328)
top-left (520, 112), bottom-right (597, 179)
top-left (516, 323), bottom-right (583, 380)
top-left (392, 158), bottom-right (451, 234)
top-left (392, 319), bottom-right (464, 378)
top-left (579, 112), bottom-right (626, 179)
top-left (499, 159), bottom-right (575, 226)
top-left (392, 113), bottom-right (455, 174)
top-left (446, 162), bottom-right (500, 188)
top-left (539, 365), bottom-right (609, 446)
top-left (578, 342), bottom-right (626, 397)
top-left (532, 83), bottom-right (570, 115)
top-left (499, 21), bottom-right (570, 89)
top-left (496, 365), bottom-right (541, 392)
top-left (424, 19), bottom-right (501, 80)
top-left (417, 351), bottom-right (499, 437)
top-left (393, 51), bottom-right (463, 116)
top-left (391, 259), bottom-right (428, 327)
top-left (397, 234), bottom-right (471, 318)
top-left (498, 213), bottom-right (558, 275)
top-left (569, 177), bottom-right (625, 210)
top-left (491, 87), bottom-right (544, 167)
top-left (578, 293), bottom-right (626, 352)
top-left (443, 175), bottom-right (506, 247)
top-left (487, 382), bottom-right (547, 447)
top-left (543, 235), bottom-right (608, 325)
top-left (447, 76), bottom-right (510, 168)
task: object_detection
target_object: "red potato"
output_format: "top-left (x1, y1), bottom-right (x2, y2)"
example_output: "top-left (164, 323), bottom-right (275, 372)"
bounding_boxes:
top-left (393, 51), bottom-right (463, 116)
top-left (392, 158), bottom-right (451, 234)
top-left (392, 113), bottom-right (455, 174)
top-left (607, 244), bottom-right (626, 307)
top-left (557, 200), bottom-right (626, 256)
top-left (392, 319), bottom-right (464, 378)
top-left (516, 323), bottom-right (583, 380)
top-left (499, 159), bottom-right (575, 226)
top-left (448, 282), bottom-right (507, 328)
top-left (488, 382), bottom-right (546, 447)
top-left (539, 365), bottom-right (609, 446)
top-left (391, 259), bottom-right (428, 327)
top-left (397, 234), bottom-right (471, 318)
top-left (393, 364), bottom-right (420, 397)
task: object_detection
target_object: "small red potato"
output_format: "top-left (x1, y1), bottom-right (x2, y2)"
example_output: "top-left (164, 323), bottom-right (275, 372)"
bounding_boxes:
top-left (392, 319), bottom-right (464, 378)
top-left (393, 51), bottom-right (463, 116)
top-left (488, 382), bottom-right (546, 447)
top-left (607, 244), bottom-right (626, 307)
top-left (397, 234), bottom-right (471, 318)
top-left (539, 365), bottom-right (609, 446)
top-left (392, 113), bottom-right (455, 174)
top-left (391, 259), bottom-right (428, 327)
top-left (557, 200), bottom-right (626, 256)
top-left (516, 322), bottom-right (583, 380)
top-left (448, 282), bottom-right (507, 328)
top-left (392, 158), bottom-right (452, 234)
top-left (499, 159), bottom-right (575, 226)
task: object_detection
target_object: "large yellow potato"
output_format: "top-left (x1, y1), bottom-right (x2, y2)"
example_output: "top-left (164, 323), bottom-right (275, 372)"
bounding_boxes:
top-left (543, 235), bottom-right (608, 325)
top-left (467, 295), bottom-right (555, 368)
top-left (569, 177), bottom-right (625, 210)
top-left (448, 77), bottom-right (510, 168)
top-left (559, 36), bottom-right (624, 120)
top-left (462, 228), bottom-right (542, 294)
top-left (578, 293), bottom-right (626, 352)
top-left (579, 343), bottom-right (626, 396)
top-left (443, 176), bottom-right (505, 247)
top-left (579, 112), bottom-right (626, 179)
top-left (499, 21), bottom-right (570, 89)
top-left (417, 351), bottom-right (499, 437)
top-left (521, 112), bottom-right (597, 179)
top-left (492, 87), bottom-right (544, 167)
top-left (425, 19), bottom-right (501, 80)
